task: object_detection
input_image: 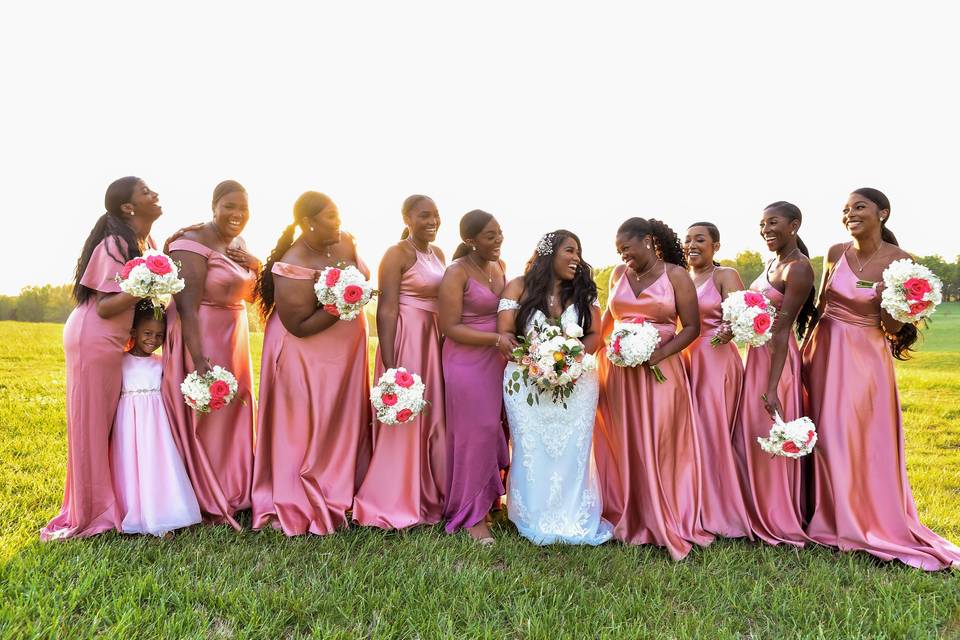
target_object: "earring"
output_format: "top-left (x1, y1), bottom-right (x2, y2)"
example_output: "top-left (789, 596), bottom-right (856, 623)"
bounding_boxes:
top-left (472, 245), bottom-right (477, 251)
top-left (129, 211), bottom-right (134, 216)
top-left (645, 243), bottom-right (651, 249)
top-left (310, 226), bottom-right (315, 232)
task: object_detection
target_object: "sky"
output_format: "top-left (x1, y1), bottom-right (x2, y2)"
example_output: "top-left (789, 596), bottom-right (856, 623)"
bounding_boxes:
top-left (1, 1), bottom-right (958, 294)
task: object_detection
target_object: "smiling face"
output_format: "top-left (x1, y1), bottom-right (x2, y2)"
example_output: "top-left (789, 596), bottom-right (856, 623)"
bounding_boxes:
top-left (404, 198), bottom-right (440, 244)
top-left (469, 217), bottom-right (503, 261)
top-left (305, 200), bottom-right (342, 244)
top-left (684, 225), bottom-right (718, 269)
top-left (131, 317), bottom-right (165, 354)
top-left (615, 231), bottom-right (654, 272)
top-left (760, 207), bottom-right (799, 252)
top-left (843, 193), bottom-right (886, 240)
top-left (212, 190), bottom-right (249, 240)
top-left (551, 236), bottom-right (581, 281)
top-left (123, 181), bottom-right (163, 221)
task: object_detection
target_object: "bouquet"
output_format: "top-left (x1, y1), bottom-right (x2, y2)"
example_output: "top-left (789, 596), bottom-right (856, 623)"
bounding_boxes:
top-left (506, 321), bottom-right (598, 408)
top-left (314, 264), bottom-right (376, 321)
top-left (880, 258), bottom-right (943, 323)
top-left (371, 367), bottom-right (428, 425)
top-left (757, 412), bottom-right (818, 459)
top-left (606, 318), bottom-right (665, 382)
top-left (180, 366), bottom-right (239, 414)
top-left (115, 249), bottom-right (185, 318)
top-left (714, 290), bottom-right (776, 347)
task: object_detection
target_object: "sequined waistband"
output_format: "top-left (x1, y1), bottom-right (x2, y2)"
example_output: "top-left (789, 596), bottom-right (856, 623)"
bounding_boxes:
top-left (121, 388), bottom-right (161, 397)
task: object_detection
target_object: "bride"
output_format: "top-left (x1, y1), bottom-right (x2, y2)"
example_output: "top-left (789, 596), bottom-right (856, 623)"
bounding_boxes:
top-left (498, 230), bottom-right (613, 545)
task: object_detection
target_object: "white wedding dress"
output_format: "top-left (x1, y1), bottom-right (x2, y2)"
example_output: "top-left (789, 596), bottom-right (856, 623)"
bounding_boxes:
top-left (499, 300), bottom-right (613, 545)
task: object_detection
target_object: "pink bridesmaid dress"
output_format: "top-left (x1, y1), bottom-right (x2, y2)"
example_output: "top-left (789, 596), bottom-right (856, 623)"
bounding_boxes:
top-left (110, 353), bottom-right (201, 536)
top-left (682, 271), bottom-right (752, 539)
top-left (251, 262), bottom-right (373, 536)
top-left (594, 267), bottom-right (714, 560)
top-left (353, 248), bottom-right (446, 529)
top-left (803, 250), bottom-right (960, 570)
top-left (162, 238), bottom-right (257, 530)
top-left (42, 236), bottom-right (152, 540)
top-left (730, 267), bottom-right (809, 547)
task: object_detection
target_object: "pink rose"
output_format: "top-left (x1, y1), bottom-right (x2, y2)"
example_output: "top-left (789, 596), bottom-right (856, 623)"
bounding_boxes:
top-left (396, 408), bottom-right (413, 422)
top-left (342, 284), bottom-right (364, 304)
top-left (805, 430), bottom-right (815, 445)
top-left (394, 370), bottom-right (415, 388)
top-left (908, 300), bottom-right (931, 316)
top-left (743, 291), bottom-right (766, 308)
top-left (145, 254), bottom-right (172, 275)
top-left (612, 336), bottom-right (622, 355)
top-left (209, 396), bottom-right (226, 411)
top-left (323, 304), bottom-right (340, 317)
top-left (209, 380), bottom-right (230, 399)
top-left (752, 312), bottom-right (772, 334)
top-left (324, 268), bottom-right (341, 287)
top-left (903, 277), bottom-right (932, 302)
top-left (120, 257), bottom-right (146, 279)
top-left (381, 392), bottom-right (398, 407)
top-left (782, 441), bottom-right (800, 454)
top-left (626, 316), bottom-right (646, 324)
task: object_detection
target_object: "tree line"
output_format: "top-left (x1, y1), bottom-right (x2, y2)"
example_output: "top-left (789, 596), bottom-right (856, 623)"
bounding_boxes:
top-left (2, 253), bottom-right (957, 325)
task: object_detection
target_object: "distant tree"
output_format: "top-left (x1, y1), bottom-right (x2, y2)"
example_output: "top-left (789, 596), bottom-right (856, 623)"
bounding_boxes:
top-left (593, 265), bottom-right (615, 309)
top-left (720, 250), bottom-right (764, 288)
top-left (0, 295), bottom-right (16, 320)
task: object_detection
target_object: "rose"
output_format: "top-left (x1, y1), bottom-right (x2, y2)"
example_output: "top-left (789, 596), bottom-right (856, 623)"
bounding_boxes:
top-left (805, 430), bottom-right (815, 445)
top-left (908, 300), bottom-right (931, 316)
top-left (563, 323), bottom-right (583, 338)
top-left (209, 380), bottom-right (230, 399)
top-left (342, 284), bottom-right (364, 304)
top-left (782, 441), bottom-right (800, 454)
top-left (120, 257), bottom-right (147, 279)
top-left (381, 392), bottom-right (398, 407)
top-left (209, 396), bottom-right (226, 411)
top-left (903, 277), bottom-right (932, 301)
top-left (146, 254), bottom-right (173, 276)
top-left (394, 370), bottom-right (415, 388)
top-left (323, 304), bottom-right (340, 317)
top-left (396, 408), bottom-right (413, 422)
top-left (626, 317), bottom-right (646, 324)
top-left (324, 268), bottom-right (341, 287)
top-left (752, 312), bottom-right (772, 334)
top-left (612, 336), bottom-right (622, 355)
top-left (743, 291), bottom-right (766, 308)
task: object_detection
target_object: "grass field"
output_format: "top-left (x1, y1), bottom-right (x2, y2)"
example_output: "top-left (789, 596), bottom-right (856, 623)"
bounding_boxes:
top-left (1, 307), bottom-right (959, 638)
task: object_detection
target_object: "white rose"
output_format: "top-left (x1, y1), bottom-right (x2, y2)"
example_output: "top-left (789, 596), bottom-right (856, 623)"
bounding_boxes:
top-left (563, 323), bottom-right (583, 338)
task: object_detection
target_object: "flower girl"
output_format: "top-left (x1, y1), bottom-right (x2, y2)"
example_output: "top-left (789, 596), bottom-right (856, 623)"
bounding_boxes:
top-left (110, 301), bottom-right (201, 538)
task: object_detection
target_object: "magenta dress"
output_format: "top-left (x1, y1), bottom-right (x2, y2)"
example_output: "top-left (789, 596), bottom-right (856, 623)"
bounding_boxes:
top-left (353, 249), bottom-right (446, 529)
top-left (162, 239), bottom-right (257, 530)
top-left (594, 268), bottom-right (714, 560)
top-left (111, 353), bottom-right (201, 536)
top-left (731, 269), bottom-right (809, 547)
top-left (803, 251), bottom-right (960, 570)
top-left (42, 236), bottom-right (152, 541)
top-left (251, 262), bottom-right (373, 536)
top-left (442, 278), bottom-right (508, 534)
top-left (682, 271), bottom-right (752, 539)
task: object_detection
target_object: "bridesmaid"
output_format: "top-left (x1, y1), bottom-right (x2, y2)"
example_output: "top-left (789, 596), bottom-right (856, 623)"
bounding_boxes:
top-left (438, 210), bottom-right (516, 543)
top-left (353, 195), bottom-right (447, 529)
top-left (42, 177), bottom-right (163, 540)
top-left (803, 188), bottom-right (960, 570)
top-left (162, 180), bottom-right (259, 530)
top-left (731, 201), bottom-right (816, 547)
top-left (594, 217), bottom-right (714, 560)
top-left (251, 192), bottom-right (372, 536)
top-left (681, 222), bottom-right (753, 540)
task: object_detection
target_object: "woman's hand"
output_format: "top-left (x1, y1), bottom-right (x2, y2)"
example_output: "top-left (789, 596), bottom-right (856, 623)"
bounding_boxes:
top-left (495, 332), bottom-right (519, 359)
top-left (195, 356), bottom-right (212, 377)
top-left (163, 223), bottom-right (206, 253)
top-left (647, 347), bottom-right (667, 367)
top-left (712, 323), bottom-right (734, 345)
top-left (226, 245), bottom-right (261, 271)
top-left (762, 392), bottom-right (783, 421)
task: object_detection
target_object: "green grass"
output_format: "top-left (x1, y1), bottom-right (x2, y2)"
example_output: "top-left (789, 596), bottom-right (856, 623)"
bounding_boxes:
top-left (1, 307), bottom-right (959, 638)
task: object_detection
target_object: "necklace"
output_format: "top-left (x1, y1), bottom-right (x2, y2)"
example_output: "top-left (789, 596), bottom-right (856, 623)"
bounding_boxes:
top-left (848, 241), bottom-right (883, 273)
top-left (771, 247), bottom-right (801, 273)
top-left (632, 259), bottom-right (660, 281)
top-left (302, 236), bottom-right (332, 258)
top-left (405, 235), bottom-right (433, 257)
top-left (469, 254), bottom-right (494, 284)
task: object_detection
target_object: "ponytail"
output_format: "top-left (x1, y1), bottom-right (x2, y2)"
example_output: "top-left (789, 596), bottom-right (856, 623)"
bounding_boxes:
top-left (452, 242), bottom-right (473, 260)
top-left (880, 224), bottom-right (898, 246)
top-left (400, 228), bottom-right (410, 240)
top-left (256, 222), bottom-right (298, 320)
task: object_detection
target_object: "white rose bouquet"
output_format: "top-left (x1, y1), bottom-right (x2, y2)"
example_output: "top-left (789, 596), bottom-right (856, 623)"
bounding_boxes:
top-left (371, 367), bottom-right (428, 425)
top-left (115, 249), bottom-right (185, 318)
top-left (879, 258), bottom-right (942, 323)
top-left (314, 264), bottom-right (376, 321)
top-left (606, 318), bottom-right (666, 382)
top-left (180, 365), bottom-right (239, 414)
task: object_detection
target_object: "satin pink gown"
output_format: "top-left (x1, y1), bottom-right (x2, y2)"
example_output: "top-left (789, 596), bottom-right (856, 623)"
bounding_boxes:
top-left (251, 261), bottom-right (373, 536)
top-left (731, 268), bottom-right (809, 547)
top-left (594, 267), bottom-right (714, 560)
top-left (682, 271), bottom-right (753, 539)
top-left (353, 249), bottom-right (446, 529)
top-left (803, 251), bottom-right (960, 570)
top-left (162, 239), bottom-right (257, 530)
top-left (442, 278), bottom-right (509, 534)
top-left (42, 236), bottom-right (153, 541)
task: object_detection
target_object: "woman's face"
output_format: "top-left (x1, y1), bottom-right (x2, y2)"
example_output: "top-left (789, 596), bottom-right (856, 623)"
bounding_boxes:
top-left (684, 226), bottom-right (718, 269)
top-left (469, 217), bottom-right (503, 261)
top-left (306, 201), bottom-right (342, 243)
top-left (405, 199), bottom-right (440, 243)
top-left (551, 236), bottom-right (581, 282)
top-left (125, 181), bottom-right (163, 221)
top-left (212, 190), bottom-right (250, 240)
top-left (759, 208), bottom-right (798, 253)
top-left (842, 193), bottom-right (885, 240)
top-left (615, 231), bottom-right (654, 272)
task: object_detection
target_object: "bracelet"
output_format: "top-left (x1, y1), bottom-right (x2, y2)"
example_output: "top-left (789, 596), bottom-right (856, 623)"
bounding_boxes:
top-left (494, 334), bottom-right (501, 347)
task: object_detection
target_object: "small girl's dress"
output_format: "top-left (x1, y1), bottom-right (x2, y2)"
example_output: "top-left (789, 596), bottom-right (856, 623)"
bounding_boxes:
top-left (111, 353), bottom-right (202, 536)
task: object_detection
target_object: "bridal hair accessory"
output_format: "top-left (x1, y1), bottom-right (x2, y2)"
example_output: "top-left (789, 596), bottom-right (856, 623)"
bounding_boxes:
top-left (536, 233), bottom-right (555, 257)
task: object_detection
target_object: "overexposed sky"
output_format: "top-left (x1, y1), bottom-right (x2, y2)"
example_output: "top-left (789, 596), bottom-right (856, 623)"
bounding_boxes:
top-left (1, 1), bottom-right (957, 294)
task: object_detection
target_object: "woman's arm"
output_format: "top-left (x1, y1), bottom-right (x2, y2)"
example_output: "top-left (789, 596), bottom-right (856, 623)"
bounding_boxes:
top-left (94, 291), bottom-right (141, 319)
top-left (274, 275), bottom-right (340, 338)
top-left (712, 267), bottom-right (745, 344)
top-left (648, 266), bottom-right (701, 365)
top-left (376, 245), bottom-right (408, 370)
top-left (582, 304), bottom-right (603, 353)
top-left (763, 259), bottom-right (814, 418)
top-left (439, 264), bottom-right (517, 357)
top-left (171, 250), bottom-right (212, 375)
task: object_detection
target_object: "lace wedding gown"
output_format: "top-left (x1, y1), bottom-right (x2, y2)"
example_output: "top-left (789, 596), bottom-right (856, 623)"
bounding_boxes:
top-left (499, 300), bottom-right (613, 545)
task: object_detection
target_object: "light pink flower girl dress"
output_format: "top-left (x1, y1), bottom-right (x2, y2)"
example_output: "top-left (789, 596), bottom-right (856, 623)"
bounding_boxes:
top-left (111, 353), bottom-right (201, 536)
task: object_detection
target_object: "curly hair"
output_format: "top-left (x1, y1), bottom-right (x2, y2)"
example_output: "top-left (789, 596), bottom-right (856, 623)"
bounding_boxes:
top-left (617, 217), bottom-right (686, 268)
